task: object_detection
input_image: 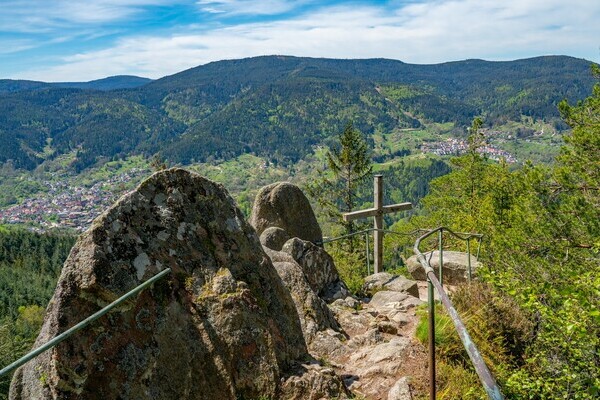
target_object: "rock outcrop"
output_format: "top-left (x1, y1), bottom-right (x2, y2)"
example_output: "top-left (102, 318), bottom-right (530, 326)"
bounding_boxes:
top-left (10, 169), bottom-right (346, 400)
top-left (250, 182), bottom-right (323, 244)
top-left (362, 272), bottom-right (419, 298)
top-left (406, 250), bottom-right (480, 285)
top-left (250, 182), bottom-right (351, 352)
top-left (264, 246), bottom-right (342, 347)
top-left (282, 238), bottom-right (350, 302)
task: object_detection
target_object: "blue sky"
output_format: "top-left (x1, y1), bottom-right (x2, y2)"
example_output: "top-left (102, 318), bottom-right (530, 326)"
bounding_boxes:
top-left (1, 0), bottom-right (599, 82)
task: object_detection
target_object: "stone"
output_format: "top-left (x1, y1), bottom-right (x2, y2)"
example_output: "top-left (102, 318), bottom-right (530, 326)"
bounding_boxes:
top-left (406, 250), bottom-right (480, 285)
top-left (250, 182), bottom-right (323, 244)
top-left (388, 377), bottom-right (412, 400)
top-left (259, 226), bottom-right (291, 251)
top-left (10, 169), bottom-right (345, 400)
top-left (281, 238), bottom-right (350, 301)
top-left (279, 362), bottom-right (349, 400)
top-left (350, 337), bottom-right (410, 364)
top-left (362, 272), bottom-right (419, 298)
top-left (368, 291), bottom-right (424, 316)
top-left (265, 246), bottom-right (342, 348)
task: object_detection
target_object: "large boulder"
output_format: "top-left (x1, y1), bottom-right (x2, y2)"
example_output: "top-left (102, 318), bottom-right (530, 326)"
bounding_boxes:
top-left (10, 169), bottom-right (346, 400)
top-left (264, 247), bottom-right (342, 348)
top-left (406, 250), bottom-right (480, 285)
top-left (362, 272), bottom-right (419, 298)
top-left (250, 182), bottom-right (323, 244)
top-left (282, 238), bottom-right (350, 302)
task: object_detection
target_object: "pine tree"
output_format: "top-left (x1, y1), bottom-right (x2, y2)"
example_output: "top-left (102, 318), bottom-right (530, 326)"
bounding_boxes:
top-left (306, 122), bottom-right (372, 240)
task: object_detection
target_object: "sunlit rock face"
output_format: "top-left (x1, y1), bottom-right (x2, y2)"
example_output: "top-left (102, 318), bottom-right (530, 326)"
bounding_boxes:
top-left (250, 181), bottom-right (323, 244)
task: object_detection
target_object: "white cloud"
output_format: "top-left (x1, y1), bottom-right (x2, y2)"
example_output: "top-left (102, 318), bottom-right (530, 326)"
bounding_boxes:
top-left (196, 0), bottom-right (304, 15)
top-left (0, 0), bottom-right (179, 32)
top-left (12, 0), bottom-right (600, 81)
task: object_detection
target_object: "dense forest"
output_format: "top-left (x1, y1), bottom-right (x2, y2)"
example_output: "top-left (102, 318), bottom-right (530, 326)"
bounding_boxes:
top-left (384, 69), bottom-right (599, 398)
top-left (0, 55), bottom-right (595, 171)
top-left (0, 226), bottom-right (75, 398)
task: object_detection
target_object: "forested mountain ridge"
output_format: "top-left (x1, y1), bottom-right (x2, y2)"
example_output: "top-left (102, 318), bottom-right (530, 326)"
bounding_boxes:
top-left (0, 55), bottom-right (596, 170)
top-left (0, 75), bottom-right (152, 94)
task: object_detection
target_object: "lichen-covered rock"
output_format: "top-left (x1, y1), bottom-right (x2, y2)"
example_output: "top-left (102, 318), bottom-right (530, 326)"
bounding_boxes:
top-left (259, 226), bottom-right (291, 251)
top-left (406, 250), bottom-right (480, 285)
top-left (362, 272), bottom-right (419, 298)
top-left (388, 377), bottom-right (413, 400)
top-left (9, 169), bottom-right (329, 400)
top-left (250, 182), bottom-right (323, 244)
top-left (280, 362), bottom-right (349, 400)
top-left (264, 247), bottom-right (342, 348)
top-left (281, 238), bottom-right (350, 302)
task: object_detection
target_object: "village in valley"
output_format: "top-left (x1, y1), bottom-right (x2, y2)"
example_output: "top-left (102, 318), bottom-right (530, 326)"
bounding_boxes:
top-left (0, 168), bottom-right (149, 232)
top-left (420, 137), bottom-right (518, 162)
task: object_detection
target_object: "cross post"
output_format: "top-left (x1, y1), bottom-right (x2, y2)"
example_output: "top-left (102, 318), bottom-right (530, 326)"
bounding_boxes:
top-left (342, 175), bottom-right (412, 274)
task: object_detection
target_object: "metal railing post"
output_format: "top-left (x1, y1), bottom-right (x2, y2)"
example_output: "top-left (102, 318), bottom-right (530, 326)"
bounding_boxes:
top-left (428, 273), bottom-right (436, 400)
top-left (438, 228), bottom-right (444, 286)
top-left (365, 232), bottom-right (371, 275)
top-left (467, 238), bottom-right (472, 282)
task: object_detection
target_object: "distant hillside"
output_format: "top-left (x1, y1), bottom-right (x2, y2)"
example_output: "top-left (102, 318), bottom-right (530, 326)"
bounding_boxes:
top-left (54, 75), bottom-right (152, 91)
top-left (0, 75), bottom-right (151, 94)
top-left (0, 55), bottom-right (595, 170)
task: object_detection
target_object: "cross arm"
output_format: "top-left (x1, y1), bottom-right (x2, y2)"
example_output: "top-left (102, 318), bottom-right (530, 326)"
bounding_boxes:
top-left (343, 207), bottom-right (377, 222)
top-left (342, 202), bottom-right (412, 222)
top-left (382, 202), bottom-right (412, 213)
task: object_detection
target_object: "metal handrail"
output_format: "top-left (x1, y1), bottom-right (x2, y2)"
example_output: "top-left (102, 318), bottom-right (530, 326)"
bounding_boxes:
top-left (319, 228), bottom-right (427, 274)
top-left (319, 227), bottom-right (482, 275)
top-left (414, 227), bottom-right (503, 400)
top-left (0, 268), bottom-right (171, 378)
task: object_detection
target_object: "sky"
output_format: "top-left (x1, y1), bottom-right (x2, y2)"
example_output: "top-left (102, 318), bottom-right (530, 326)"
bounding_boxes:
top-left (1, 0), bottom-right (599, 82)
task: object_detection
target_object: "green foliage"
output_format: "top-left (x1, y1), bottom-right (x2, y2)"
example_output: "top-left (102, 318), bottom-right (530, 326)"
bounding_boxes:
top-left (326, 243), bottom-right (368, 295)
top-left (0, 227), bottom-right (74, 398)
top-left (326, 122), bottom-right (373, 213)
top-left (0, 226), bottom-right (75, 319)
top-left (306, 122), bottom-right (373, 245)
top-left (0, 305), bottom-right (47, 398)
top-left (402, 71), bottom-right (600, 397)
top-left (0, 56), bottom-right (596, 171)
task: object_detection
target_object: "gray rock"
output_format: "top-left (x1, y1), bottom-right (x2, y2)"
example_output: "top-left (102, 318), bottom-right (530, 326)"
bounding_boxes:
top-left (281, 238), bottom-right (349, 301)
top-left (369, 291), bottom-right (424, 316)
top-left (250, 182), bottom-right (323, 244)
top-left (265, 246), bottom-right (342, 349)
top-left (350, 337), bottom-right (410, 364)
top-left (10, 169), bottom-right (345, 400)
top-left (362, 272), bottom-right (419, 298)
top-left (279, 362), bottom-right (350, 400)
top-left (388, 377), bottom-right (412, 400)
top-left (406, 250), bottom-right (480, 285)
top-left (259, 226), bottom-right (291, 251)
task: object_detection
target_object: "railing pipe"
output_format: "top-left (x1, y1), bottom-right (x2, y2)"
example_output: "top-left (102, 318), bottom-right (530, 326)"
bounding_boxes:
top-left (428, 274), bottom-right (436, 399)
top-left (428, 271), bottom-right (503, 400)
top-left (0, 268), bottom-right (171, 378)
top-left (414, 227), bottom-right (502, 400)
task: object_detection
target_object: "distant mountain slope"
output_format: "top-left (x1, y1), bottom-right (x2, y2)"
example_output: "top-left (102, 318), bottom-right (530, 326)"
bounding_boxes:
top-left (54, 75), bottom-right (152, 91)
top-left (0, 75), bottom-right (151, 94)
top-left (0, 55), bottom-right (596, 170)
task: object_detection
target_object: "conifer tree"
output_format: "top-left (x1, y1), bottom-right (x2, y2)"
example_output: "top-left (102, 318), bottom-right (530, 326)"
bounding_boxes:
top-left (307, 122), bottom-right (372, 240)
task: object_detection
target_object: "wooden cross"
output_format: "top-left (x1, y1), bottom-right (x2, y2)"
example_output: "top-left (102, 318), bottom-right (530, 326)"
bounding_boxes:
top-left (342, 175), bottom-right (412, 274)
